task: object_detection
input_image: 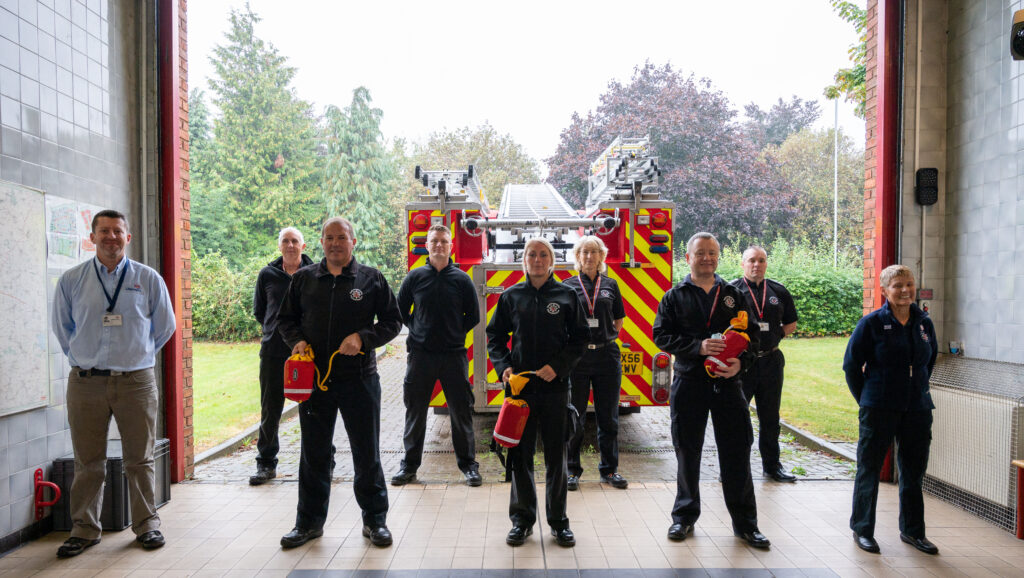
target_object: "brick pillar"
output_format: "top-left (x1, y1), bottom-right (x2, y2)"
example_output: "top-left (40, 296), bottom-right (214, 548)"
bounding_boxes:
top-left (178, 0), bottom-right (194, 479)
top-left (159, 0), bottom-right (193, 482)
top-left (863, 0), bottom-right (879, 315)
top-left (862, 0), bottom-right (901, 315)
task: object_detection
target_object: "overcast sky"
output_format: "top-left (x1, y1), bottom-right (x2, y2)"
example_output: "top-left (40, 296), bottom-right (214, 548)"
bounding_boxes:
top-left (187, 0), bottom-right (866, 172)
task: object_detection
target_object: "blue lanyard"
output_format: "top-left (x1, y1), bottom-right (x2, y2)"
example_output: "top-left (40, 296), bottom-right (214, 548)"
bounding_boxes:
top-left (93, 259), bottom-right (128, 313)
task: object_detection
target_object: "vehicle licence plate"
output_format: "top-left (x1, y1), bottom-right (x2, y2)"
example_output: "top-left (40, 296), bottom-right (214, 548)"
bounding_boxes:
top-left (620, 352), bottom-right (642, 375)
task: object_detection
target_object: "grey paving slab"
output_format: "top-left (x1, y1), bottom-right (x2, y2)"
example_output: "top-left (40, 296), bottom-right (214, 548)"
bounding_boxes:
top-left (192, 339), bottom-right (854, 485)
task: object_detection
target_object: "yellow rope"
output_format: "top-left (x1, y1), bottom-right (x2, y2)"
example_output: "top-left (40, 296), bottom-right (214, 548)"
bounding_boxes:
top-left (290, 345), bottom-right (342, 392)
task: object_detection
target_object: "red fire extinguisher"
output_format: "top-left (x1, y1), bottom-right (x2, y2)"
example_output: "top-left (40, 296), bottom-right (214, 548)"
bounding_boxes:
top-left (493, 372), bottom-right (534, 448)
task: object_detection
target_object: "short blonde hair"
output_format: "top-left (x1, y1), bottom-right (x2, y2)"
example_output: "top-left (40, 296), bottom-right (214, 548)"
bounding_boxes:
top-left (522, 237), bottom-right (556, 276)
top-left (879, 264), bottom-right (914, 288)
top-left (573, 236), bottom-right (608, 274)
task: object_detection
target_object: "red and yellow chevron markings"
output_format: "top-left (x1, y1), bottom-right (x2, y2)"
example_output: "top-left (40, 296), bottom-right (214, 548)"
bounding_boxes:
top-left (429, 263), bottom-right (475, 407)
top-left (608, 207), bottom-right (673, 406)
top-left (406, 209), bottom-right (443, 271)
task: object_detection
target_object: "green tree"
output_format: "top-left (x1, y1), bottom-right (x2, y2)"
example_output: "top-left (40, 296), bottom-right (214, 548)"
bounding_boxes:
top-left (188, 89), bottom-right (233, 257)
top-left (320, 87), bottom-right (403, 284)
top-left (743, 96), bottom-right (821, 150)
top-left (205, 4), bottom-right (320, 264)
top-left (824, 0), bottom-right (867, 118)
top-left (767, 128), bottom-right (864, 257)
top-left (547, 62), bottom-right (797, 245)
top-left (188, 89), bottom-right (217, 188)
top-left (405, 123), bottom-right (541, 208)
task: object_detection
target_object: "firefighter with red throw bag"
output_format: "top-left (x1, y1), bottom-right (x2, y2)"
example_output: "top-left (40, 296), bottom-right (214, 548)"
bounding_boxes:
top-left (276, 217), bottom-right (402, 550)
top-left (486, 237), bottom-right (587, 548)
top-left (652, 232), bottom-right (770, 549)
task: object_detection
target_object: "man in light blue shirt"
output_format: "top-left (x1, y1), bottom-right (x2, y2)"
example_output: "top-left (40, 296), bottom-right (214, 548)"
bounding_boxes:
top-left (52, 209), bottom-right (175, 558)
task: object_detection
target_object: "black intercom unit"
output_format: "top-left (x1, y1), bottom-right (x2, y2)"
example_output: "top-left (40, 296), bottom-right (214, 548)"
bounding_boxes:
top-left (1013, 10), bottom-right (1024, 60)
top-left (915, 168), bottom-right (938, 206)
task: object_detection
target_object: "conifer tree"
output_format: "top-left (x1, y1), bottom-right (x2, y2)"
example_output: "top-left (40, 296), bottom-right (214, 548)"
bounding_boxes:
top-left (321, 87), bottom-right (402, 283)
top-left (206, 4), bottom-right (320, 261)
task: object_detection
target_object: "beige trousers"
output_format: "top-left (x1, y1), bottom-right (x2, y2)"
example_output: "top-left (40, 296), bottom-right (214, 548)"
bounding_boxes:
top-left (66, 368), bottom-right (160, 539)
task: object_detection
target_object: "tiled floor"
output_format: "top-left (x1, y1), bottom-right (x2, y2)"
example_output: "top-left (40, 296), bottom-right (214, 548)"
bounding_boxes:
top-left (3, 479), bottom-right (1023, 577)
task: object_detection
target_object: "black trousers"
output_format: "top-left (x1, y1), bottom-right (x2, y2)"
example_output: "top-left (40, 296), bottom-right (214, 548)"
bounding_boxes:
top-left (509, 383), bottom-right (570, 531)
top-left (256, 356), bottom-right (287, 469)
top-left (296, 373), bottom-right (388, 530)
top-left (670, 375), bottom-right (759, 534)
top-left (567, 346), bottom-right (621, 477)
top-left (851, 407), bottom-right (932, 539)
top-left (400, 350), bottom-right (478, 473)
top-left (742, 350), bottom-right (785, 472)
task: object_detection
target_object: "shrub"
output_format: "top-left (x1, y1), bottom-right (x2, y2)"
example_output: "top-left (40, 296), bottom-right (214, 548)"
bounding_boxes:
top-left (192, 251), bottom-right (269, 341)
top-left (674, 239), bottom-right (862, 336)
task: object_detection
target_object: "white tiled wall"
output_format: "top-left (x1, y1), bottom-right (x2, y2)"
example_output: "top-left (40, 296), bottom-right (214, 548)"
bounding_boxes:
top-left (901, 0), bottom-right (950, 342)
top-left (939, 0), bottom-right (1024, 363)
top-left (906, 0), bottom-right (1024, 364)
top-left (0, 0), bottom-right (152, 538)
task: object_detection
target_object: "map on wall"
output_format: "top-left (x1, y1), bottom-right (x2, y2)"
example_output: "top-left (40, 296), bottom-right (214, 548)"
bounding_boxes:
top-left (45, 197), bottom-right (103, 269)
top-left (0, 182), bottom-right (49, 416)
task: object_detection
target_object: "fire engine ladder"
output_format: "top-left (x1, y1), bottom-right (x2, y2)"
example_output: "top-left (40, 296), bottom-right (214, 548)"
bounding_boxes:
top-left (498, 184), bottom-right (576, 221)
top-left (460, 184), bottom-right (619, 257)
top-left (586, 135), bottom-right (663, 206)
top-left (414, 165), bottom-right (487, 221)
top-left (585, 136), bottom-right (664, 267)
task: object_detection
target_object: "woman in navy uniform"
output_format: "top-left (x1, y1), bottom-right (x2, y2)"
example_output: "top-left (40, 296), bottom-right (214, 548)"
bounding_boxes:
top-left (563, 236), bottom-right (627, 490)
top-left (487, 237), bottom-right (587, 548)
top-left (844, 264), bottom-right (938, 555)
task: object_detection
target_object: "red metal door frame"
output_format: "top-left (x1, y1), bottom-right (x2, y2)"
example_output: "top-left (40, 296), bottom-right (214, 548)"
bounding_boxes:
top-left (874, 0), bottom-right (902, 309)
top-left (158, 0), bottom-right (186, 483)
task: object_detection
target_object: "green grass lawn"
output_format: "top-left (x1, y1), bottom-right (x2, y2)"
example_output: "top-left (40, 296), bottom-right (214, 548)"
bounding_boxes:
top-left (192, 337), bottom-right (859, 451)
top-left (779, 336), bottom-right (859, 442)
top-left (192, 341), bottom-right (263, 453)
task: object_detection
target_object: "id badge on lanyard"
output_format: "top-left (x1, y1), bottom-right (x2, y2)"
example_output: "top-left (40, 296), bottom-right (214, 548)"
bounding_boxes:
top-left (94, 259), bottom-right (128, 328)
top-left (743, 277), bottom-right (771, 333)
top-left (581, 275), bottom-right (602, 329)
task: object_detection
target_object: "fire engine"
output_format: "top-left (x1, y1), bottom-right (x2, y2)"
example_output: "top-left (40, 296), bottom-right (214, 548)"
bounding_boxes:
top-left (405, 136), bottom-right (674, 413)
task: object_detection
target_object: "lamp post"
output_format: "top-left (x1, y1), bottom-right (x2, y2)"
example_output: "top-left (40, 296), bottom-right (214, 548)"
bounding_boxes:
top-left (833, 99), bottom-right (839, 267)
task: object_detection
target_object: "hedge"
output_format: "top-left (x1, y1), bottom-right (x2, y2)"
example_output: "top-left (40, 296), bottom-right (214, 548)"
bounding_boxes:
top-left (192, 251), bottom-right (267, 341)
top-left (194, 240), bottom-right (862, 342)
top-left (673, 240), bottom-right (862, 336)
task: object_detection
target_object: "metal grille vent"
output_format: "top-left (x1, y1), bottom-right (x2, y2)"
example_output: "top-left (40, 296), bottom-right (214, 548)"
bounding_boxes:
top-left (924, 354), bottom-right (1024, 532)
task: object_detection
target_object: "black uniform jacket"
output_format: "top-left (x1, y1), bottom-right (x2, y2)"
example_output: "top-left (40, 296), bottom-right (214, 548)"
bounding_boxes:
top-left (652, 274), bottom-right (759, 381)
top-left (730, 277), bottom-right (798, 353)
top-left (843, 301), bottom-right (937, 411)
top-left (277, 257), bottom-right (402, 381)
top-left (254, 254), bottom-right (314, 358)
top-left (398, 259), bottom-right (480, 354)
top-left (562, 273), bottom-right (625, 345)
top-left (486, 275), bottom-right (588, 383)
